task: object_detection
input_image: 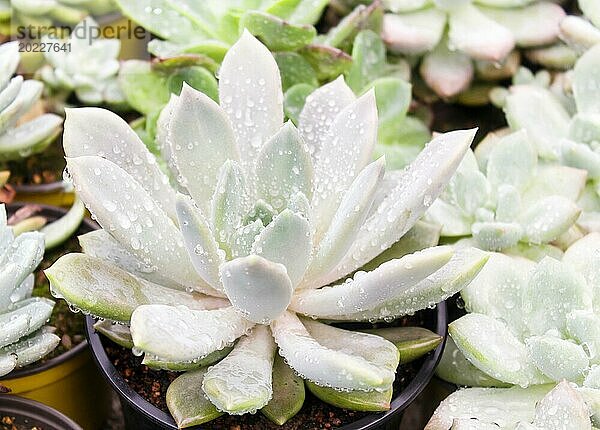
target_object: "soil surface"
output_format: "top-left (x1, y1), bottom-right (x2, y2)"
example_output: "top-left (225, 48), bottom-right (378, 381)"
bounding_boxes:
top-left (104, 311), bottom-right (434, 430)
top-left (0, 415), bottom-right (43, 430)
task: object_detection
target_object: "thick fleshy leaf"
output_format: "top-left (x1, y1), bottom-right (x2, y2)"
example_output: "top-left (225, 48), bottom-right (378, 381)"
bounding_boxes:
top-left (168, 84), bottom-right (239, 212)
top-left (324, 129), bottom-right (476, 285)
top-left (568, 116), bottom-right (600, 148)
top-left (347, 29), bottom-right (386, 92)
top-left (118, 60), bottom-right (169, 116)
top-left (486, 130), bottom-right (536, 190)
top-left (437, 337), bottom-right (510, 388)
top-left (261, 355), bottom-right (305, 425)
top-left (574, 44), bottom-right (600, 115)
top-left (219, 31), bottom-right (283, 173)
top-left (275, 53), bottom-right (318, 92)
top-left (202, 325), bottom-right (276, 415)
top-left (532, 381), bottom-right (592, 430)
top-left (254, 121), bottom-right (314, 212)
top-left (299, 44), bottom-right (353, 81)
top-left (450, 313), bottom-right (549, 386)
top-left (0, 114), bottom-right (62, 162)
top-left (167, 369), bottom-right (224, 428)
top-left (306, 158), bottom-right (385, 286)
top-left (220, 255), bottom-right (293, 324)
top-left (46, 254), bottom-right (225, 323)
top-left (143, 347), bottom-right (232, 372)
top-left (0, 298), bottom-right (53, 349)
top-left (567, 310), bottom-right (600, 365)
top-left (472, 221), bottom-right (523, 251)
top-left (311, 90), bottom-right (378, 239)
top-left (447, 3), bottom-right (514, 62)
top-left (420, 42), bottom-right (474, 99)
top-left (130, 305), bottom-right (254, 363)
top-left (67, 156), bottom-right (214, 294)
top-left (284, 83), bottom-right (315, 124)
top-left (0, 354), bottom-right (16, 377)
top-left (241, 11), bottom-right (316, 51)
top-left (360, 327), bottom-right (442, 364)
top-left (521, 257), bottom-right (591, 336)
top-left (479, 3), bottom-right (564, 47)
top-left (524, 43), bottom-right (577, 71)
top-left (504, 86), bottom-right (570, 159)
top-left (319, 247), bottom-right (488, 321)
top-left (63, 108), bottom-right (176, 220)
top-left (580, 0), bottom-right (600, 28)
top-left (371, 77), bottom-right (413, 146)
top-left (521, 164), bottom-right (587, 208)
top-left (526, 335), bottom-right (589, 382)
top-left (425, 384), bottom-right (552, 430)
top-left (298, 76), bottom-right (355, 158)
top-left (2, 331), bottom-right (60, 369)
top-left (563, 233), bottom-right (600, 309)
top-left (78, 230), bottom-right (181, 290)
top-left (251, 210), bottom-right (311, 287)
top-left (560, 16), bottom-right (600, 55)
top-left (426, 199), bottom-right (472, 237)
top-left (291, 246), bottom-right (453, 317)
top-left (176, 194), bottom-right (224, 290)
top-left (518, 196), bottom-right (581, 245)
top-left (93, 320), bottom-right (134, 349)
top-left (211, 160), bottom-right (249, 259)
top-left (266, 0), bottom-right (329, 25)
top-left (306, 381), bottom-right (392, 412)
top-left (382, 10), bottom-right (446, 55)
top-left (271, 312), bottom-right (395, 392)
top-left (40, 197), bottom-right (85, 250)
top-left (452, 168), bottom-right (490, 216)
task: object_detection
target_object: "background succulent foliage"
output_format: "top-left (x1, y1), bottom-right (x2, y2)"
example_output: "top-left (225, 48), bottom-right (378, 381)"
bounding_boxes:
top-left (46, 33), bottom-right (486, 426)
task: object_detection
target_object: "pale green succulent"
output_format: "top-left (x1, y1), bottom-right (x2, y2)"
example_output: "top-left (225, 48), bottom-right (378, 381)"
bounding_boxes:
top-left (496, 44), bottom-right (600, 233)
top-left (39, 17), bottom-right (125, 106)
top-left (424, 128), bottom-right (584, 252)
top-left (559, 1), bottom-right (600, 56)
top-left (0, 41), bottom-right (63, 162)
top-left (381, 0), bottom-right (566, 98)
top-left (0, 203), bottom-right (59, 378)
top-left (428, 233), bottom-right (600, 429)
top-left (1, 0), bottom-right (117, 33)
top-left (46, 32), bottom-right (487, 426)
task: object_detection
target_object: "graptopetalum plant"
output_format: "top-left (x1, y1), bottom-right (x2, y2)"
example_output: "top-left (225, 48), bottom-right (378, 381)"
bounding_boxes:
top-left (46, 32), bottom-right (489, 426)
top-left (494, 43), bottom-right (600, 233)
top-left (0, 41), bottom-right (63, 162)
top-left (39, 17), bottom-right (126, 107)
top-left (427, 233), bottom-right (600, 429)
top-left (381, 0), bottom-right (566, 99)
top-left (0, 203), bottom-right (59, 377)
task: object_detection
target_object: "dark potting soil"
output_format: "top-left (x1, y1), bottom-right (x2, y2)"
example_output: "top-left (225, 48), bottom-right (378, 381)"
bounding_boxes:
top-left (5, 139), bottom-right (65, 187)
top-left (105, 313), bottom-right (429, 430)
top-left (1, 415), bottom-right (43, 430)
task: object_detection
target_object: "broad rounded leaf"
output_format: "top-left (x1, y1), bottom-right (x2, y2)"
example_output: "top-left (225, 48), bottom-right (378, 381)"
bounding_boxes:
top-left (526, 335), bottom-right (589, 382)
top-left (382, 10), bottom-right (446, 55)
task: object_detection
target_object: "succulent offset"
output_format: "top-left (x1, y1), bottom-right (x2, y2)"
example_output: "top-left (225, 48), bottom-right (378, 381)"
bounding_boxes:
top-left (39, 17), bottom-right (125, 106)
top-left (0, 204), bottom-right (59, 378)
top-left (0, 42), bottom-right (63, 162)
top-left (381, 0), bottom-right (566, 98)
top-left (428, 233), bottom-right (600, 428)
top-left (46, 32), bottom-right (488, 425)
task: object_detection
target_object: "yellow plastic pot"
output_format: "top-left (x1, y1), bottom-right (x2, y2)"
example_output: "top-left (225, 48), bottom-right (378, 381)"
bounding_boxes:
top-left (1, 344), bottom-right (112, 430)
top-left (14, 182), bottom-right (74, 207)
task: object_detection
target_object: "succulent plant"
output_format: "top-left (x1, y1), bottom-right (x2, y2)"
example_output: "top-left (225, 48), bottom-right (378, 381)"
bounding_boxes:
top-left (39, 17), bottom-right (125, 106)
top-left (0, 203), bottom-right (59, 377)
top-left (428, 233), bottom-right (600, 428)
top-left (0, 41), bottom-right (63, 162)
top-left (427, 380), bottom-right (600, 429)
top-left (1, 0), bottom-right (117, 33)
top-left (424, 128), bottom-right (584, 252)
top-left (381, 0), bottom-right (566, 98)
top-left (493, 44), bottom-right (600, 233)
top-left (559, 0), bottom-right (600, 56)
top-left (46, 32), bottom-right (487, 425)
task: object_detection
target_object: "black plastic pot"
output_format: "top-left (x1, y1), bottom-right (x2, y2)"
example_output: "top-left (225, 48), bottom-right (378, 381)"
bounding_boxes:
top-left (0, 394), bottom-right (83, 430)
top-left (1, 204), bottom-right (111, 430)
top-left (85, 303), bottom-right (447, 430)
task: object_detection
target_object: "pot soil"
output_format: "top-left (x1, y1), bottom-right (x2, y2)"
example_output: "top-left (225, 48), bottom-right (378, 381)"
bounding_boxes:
top-left (0, 204), bottom-right (111, 430)
top-left (86, 304), bottom-right (447, 430)
top-left (0, 395), bottom-right (82, 430)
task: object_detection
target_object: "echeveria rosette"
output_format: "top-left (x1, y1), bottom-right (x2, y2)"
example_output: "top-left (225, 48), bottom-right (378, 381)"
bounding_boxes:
top-left (39, 18), bottom-right (126, 107)
top-left (0, 204), bottom-right (60, 377)
top-left (0, 0), bottom-right (117, 34)
top-left (498, 44), bottom-right (600, 233)
top-left (0, 42), bottom-right (63, 162)
top-left (46, 32), bottom-right (485, 425)
top-left (427, 233), bottom-right (600, 429)
top-left (424, 128), bottom-right (584, 253)
top-left (381, 0), bottom-right (566, 99)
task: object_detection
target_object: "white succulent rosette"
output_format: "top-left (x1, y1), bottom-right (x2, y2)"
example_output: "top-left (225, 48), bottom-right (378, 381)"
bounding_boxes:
top-left (428, 232), bottom-right (600, 429)
top-left (0, 42), bottom-right (63, 162)
top-left (492, 44), bottom-right (600, 234)
top-left (40, 18), bottom-right (125, 106)
top-left (0, 204), bottom-right (59, 377)
top-left (46, 32), bottom-right (487, 424)
top-left (381, 0), bottom-right (566, 98)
